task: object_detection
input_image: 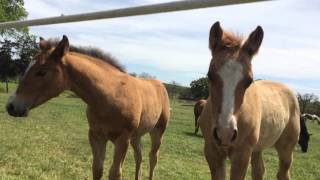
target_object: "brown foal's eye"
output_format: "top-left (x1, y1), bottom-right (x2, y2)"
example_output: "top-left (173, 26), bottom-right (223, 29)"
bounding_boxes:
top-left (35, 71), bottom-right (46, 77)
top-left (207, 72), bottom-right (213, 81)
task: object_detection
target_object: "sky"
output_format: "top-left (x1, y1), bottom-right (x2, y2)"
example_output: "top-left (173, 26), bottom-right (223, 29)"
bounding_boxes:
top-left (23, 0), bottom-right (320, 95)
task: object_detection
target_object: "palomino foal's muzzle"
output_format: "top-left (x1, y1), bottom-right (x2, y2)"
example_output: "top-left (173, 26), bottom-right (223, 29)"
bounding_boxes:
top-left (213, 127), bottom-right (238, 146)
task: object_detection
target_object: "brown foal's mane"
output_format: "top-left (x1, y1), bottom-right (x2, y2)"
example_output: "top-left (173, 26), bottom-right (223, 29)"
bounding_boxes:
top-left (46, 38), bottom-right (126, 73)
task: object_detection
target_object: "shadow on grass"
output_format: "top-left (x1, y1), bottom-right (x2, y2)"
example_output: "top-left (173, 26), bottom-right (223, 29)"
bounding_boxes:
top-left (180, 104), bottom-right (194, 107)
top-left (184, 131), bottom-right (203, 138)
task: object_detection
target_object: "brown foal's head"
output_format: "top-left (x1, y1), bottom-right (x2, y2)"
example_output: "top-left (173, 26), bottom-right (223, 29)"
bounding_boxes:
top-left (6, 36), bottom-right (69, 117)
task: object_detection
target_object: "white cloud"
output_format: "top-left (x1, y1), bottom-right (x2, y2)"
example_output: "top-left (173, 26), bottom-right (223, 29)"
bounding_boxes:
top-left (254, 47), bottom-right (320, 80)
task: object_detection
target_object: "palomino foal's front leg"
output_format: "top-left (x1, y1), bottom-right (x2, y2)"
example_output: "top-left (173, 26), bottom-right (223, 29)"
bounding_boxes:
top-left (230, 147), bottom-right (252, 180)
top-left (204, 142), bottom-right (227, 180)
top-left (251, 151), bottom-right (265, 180)
top-left (89, 130), bottom-right (108, 180)
top-left (109, 134), bottom-right (130, 180)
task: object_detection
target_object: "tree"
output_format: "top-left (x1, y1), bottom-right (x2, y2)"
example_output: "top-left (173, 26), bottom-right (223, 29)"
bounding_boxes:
top-left (0, 39), bottom-right (18, 92)
top-left (138, 72), bottom-right (156, 79)
top-left (190, 77), bottom-right (209, 100)
top-left (0, 0), bottom-right (28, 35)
top-left (167, 80), bottom-right (178, 98)
top-left (0, 33), bottom-right (38, 92)
top-left (307, 100), bottom-right (320, 116)
top-left (0, 0), bottom-right (38, 93)
top-left (14, 33), bottom-right (38, 74)
top-left (297, 93), bottom-right (319, 114)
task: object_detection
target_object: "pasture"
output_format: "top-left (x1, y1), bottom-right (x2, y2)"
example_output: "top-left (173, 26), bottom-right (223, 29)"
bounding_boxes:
top-left (0, 85), bottom-right (319, 179)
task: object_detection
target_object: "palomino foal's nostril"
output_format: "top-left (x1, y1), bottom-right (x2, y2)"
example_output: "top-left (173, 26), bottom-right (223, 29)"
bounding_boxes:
top-left (213, 128), bottom-right (221, 145)
top-left (231, 130), bottom-right (238, 142)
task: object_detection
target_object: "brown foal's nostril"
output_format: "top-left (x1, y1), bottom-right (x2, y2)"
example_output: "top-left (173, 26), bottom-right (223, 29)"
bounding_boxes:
top-left (6, 103), bottom-right (14, 114)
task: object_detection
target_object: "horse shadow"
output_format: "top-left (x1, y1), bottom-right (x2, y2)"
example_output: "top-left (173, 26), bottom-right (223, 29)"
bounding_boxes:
top-left (180, 104), bottom-right (194, 107)
top-left (184, 131), bottom-right (203, 138)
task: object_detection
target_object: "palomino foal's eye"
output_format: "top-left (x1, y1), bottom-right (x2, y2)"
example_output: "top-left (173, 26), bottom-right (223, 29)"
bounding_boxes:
top-left (35, 71), bottom-right (47, 77)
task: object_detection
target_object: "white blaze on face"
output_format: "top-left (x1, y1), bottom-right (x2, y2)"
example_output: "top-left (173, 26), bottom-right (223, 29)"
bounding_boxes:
top-left (8, 60), bottom-right (35, 105)
top-left (25, 60), bottom-right (36, 74)
top-left (7, 89), bottom-right (17, 104)
top-left (217, 60), bottom-right (244, 129)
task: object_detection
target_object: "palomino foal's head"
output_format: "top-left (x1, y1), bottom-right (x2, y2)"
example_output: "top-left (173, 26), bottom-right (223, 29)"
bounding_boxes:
top-left (207, 22), bottom-right (264, 147)
top-left (6, 36), bottom-right (69, 117)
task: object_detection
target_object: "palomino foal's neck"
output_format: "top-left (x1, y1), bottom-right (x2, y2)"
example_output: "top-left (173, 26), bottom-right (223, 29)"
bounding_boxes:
top-left (63, 53), bottom-right (124, 106)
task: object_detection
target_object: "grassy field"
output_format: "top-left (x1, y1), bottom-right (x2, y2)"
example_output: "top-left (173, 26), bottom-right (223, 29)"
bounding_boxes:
top-left (0, 85), bottom-right (320, 179)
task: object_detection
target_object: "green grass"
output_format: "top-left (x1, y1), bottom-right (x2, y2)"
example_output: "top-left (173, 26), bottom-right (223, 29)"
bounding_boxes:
top-left (0, 87), bottom-right (319, 179)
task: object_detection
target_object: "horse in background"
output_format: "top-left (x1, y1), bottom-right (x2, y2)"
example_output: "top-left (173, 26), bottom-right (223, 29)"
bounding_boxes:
top-left (299, 115), bottom-right (312, 153)
top-left (6, 36), bottom-right (170, 180)
top-left (302, 113), bottom-right (320, 125)
top-left (194, 99), bottom-right (207, 134)
top-left (199, 22), bottom-right (300, 180)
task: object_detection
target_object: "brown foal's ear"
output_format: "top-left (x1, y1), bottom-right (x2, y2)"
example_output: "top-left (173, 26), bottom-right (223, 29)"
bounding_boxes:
top-left (209, 21), bottom-right (223, 51)
top-left (39, 37), bottom-right (48, 51)
top-left (242, 26), bottom-right (264, 57)
top-left (51, 35), bottom-right (69, 60)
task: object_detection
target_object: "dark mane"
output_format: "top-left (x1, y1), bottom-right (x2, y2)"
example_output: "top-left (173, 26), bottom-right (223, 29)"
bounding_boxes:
top-left (46, 38), bottom-right (126, 73)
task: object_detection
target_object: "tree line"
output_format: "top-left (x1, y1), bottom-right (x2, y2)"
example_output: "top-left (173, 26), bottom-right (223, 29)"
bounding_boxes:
top-left (298, 93), bottom-right (320, 116)
top-left (0, 0), bottom-right (38, 93)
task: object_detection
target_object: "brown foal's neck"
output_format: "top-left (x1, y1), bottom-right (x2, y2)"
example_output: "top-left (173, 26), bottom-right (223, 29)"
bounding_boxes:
top-left (63, 53), bottom-right (124, 106)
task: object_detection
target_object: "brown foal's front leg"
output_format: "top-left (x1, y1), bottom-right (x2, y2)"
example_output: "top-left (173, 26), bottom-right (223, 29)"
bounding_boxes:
top-left (89, 130), bottom-right (107, 180)
top-left (109, 133), bottom-right (130, 180)
top-left (130, 136), bottom-right (142, 180)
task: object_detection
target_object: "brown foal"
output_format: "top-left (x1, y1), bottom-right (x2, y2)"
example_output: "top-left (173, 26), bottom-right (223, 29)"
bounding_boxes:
top-left (6, 36), bottom-right (170, 180)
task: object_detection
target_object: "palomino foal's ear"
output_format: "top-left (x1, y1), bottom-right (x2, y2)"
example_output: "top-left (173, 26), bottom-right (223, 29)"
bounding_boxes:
top-left (242, 26), bottom-right (264, 56)
top-left (209, 21), bottom-right (223, 51)
top-left (51, 35), bottom-right (69, 60)
top-left (39, 37), bottom-right (48, 51)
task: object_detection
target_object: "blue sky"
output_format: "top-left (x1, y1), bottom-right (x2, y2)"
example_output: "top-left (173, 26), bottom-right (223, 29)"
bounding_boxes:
top-left (24, 0), bottom-right (320, 95)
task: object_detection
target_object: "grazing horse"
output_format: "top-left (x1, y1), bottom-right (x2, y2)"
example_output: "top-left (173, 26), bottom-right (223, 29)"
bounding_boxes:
top-left (199, 22), bottom-right (300, 180)
top-left (302, 113), bottom-right (320, 124)
top-left (299, 115), bottom-right (311, 153)
top-left (6, 36), bottom-right (170, 180)
top-left (301, 113), bottom-right (314, 120)
top-left (194, 99), bottom-right (207, 134)
top-left (311, 114), bottom-right (320, 125)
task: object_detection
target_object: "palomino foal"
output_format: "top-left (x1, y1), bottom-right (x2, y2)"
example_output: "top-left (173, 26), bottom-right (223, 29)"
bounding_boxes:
top-left (6, 36), bottom-right (170, 180)
top-left (199, 22), bottom-right (300, 180)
